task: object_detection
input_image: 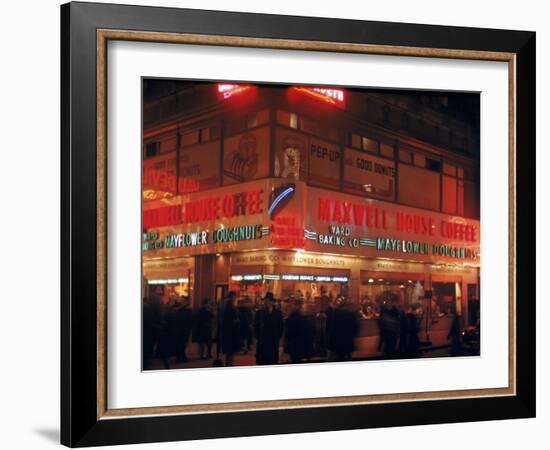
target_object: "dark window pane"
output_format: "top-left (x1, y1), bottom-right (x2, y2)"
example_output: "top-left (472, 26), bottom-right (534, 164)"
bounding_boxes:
top-left (426, 158), bottom-right (441, 172)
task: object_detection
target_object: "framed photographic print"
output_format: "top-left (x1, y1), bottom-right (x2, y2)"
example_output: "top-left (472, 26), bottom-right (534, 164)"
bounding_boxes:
top-left (60, 1), bottom-right (536, 447)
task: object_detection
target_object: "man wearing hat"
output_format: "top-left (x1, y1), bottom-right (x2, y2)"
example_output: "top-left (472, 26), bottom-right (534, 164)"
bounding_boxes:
top-left (254, 292), bottom-right (283, 365)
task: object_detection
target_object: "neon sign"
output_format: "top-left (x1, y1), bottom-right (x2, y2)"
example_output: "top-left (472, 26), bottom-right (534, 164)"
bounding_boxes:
top-left (318, 197), bottom-right (389, 229)
top-left (268, 183), bottom-right (295, 217)
top-left (376, 237), bottom-right (478, 260)
top-left (294, 87), bottom-right (346, 107)
top-left (143, 167), bottom-right (200, 196)
top-left (143, 224), bottom-right (268, 251)
top-left (143, 205), bottom-right (181, 229)
top-left (143, 189), bottom-right (264, 229)
top-left (143, 230), bottom-right (209, 250)
top-left (217, 83), bottom-right (252, 99)
top-left (148, 278), bottom-right (189, 285)
top-left (307, 225), bottom-right (378, 249)
top-left (212, 224), bottom-right (264, 243)
top-left (183, 189), bottom-right (263, 224)
top-left (440, 220), bottom-right (477, 242)
top-left (231, 274), bottom-right (349, 283)
top-left (271, 215), bottom-right (305, 248)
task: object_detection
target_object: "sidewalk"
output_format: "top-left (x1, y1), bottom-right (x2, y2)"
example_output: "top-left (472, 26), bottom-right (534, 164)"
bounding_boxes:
top-left (145, 333), bottom-right (453, 370)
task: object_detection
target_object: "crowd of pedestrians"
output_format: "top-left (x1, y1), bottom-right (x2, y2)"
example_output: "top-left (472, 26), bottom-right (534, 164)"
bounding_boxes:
top-left (143, 289), bottom-right (426, 370)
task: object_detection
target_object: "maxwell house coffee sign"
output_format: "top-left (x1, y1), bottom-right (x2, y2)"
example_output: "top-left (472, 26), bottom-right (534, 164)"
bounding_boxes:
top-left (143, 188), bottom-right (264, 228)
top-left (142, 179), bottom-right (271, 256)
top-left (306, 187), bottom-right (480, 264)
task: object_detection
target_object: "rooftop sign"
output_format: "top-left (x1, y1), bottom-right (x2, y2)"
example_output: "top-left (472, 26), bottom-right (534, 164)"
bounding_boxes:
top-left (293, 86), bottom-right (346, 107)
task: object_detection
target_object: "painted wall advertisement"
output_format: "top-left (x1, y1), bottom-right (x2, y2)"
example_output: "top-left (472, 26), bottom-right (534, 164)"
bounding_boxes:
top-left (273, 128), bottom-right (309, 182)
top-left (142, 153), bottom-right (178, 201)
top-left (142, 141), bottom-right (221, 201)
top-left (308, 137), bottom-right (341, 189)
top-left (179, 140), bottom-right (221, 191)
top-left (273, 129), bottom-right (341, 190)
top-left (223, 126), bottom-right (270, 185)
top-left (343, 147), bottom-right (396, 201)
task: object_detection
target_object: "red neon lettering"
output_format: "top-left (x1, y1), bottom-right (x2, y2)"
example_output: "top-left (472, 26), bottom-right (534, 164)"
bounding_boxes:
top-left (396, 211), bottom-right (436, 235)
top-left (332, 201), bottom-right (343, 223)
top-left (318, 198), bottom-right (331, 221)
top-left (217, 83), bottom-right (251, 99)
top-left (353, 204), bottom-right (365, 226)
top-left (143, 205), bottom-right (181, 228)
top-left (294, 87), bottom-right (345, 107)
top-left (245, 189), bottom-right (263, 214)
top-left (440, 221), bottom-right (477, 242)
top-left (222, 195), bottom-right (235, 217)
top-left (343, 202), bottom-right (353, 224)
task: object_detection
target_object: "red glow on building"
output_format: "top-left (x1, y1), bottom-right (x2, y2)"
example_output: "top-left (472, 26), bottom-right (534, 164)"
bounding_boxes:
top-left (293, 87), bottom-right (346, 107)
top-left (217, 83), bottom-right (252, 99)
top-left (143, 167), bottom-right (200, 196)
top-left (270, 215), bottom-right (305, 249)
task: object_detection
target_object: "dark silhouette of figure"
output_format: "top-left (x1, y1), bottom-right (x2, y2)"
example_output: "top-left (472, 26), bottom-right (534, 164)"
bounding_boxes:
top-left (157, 299), bottom-right (177, 369)
top-left (314, 293), bottom-right (330, 357)
top-left (142, 295), bottom-right (161, 369)
top-left (284, 299), bottom-right (308, 363)
top-left (398, 308), bottom-right (409, 355)
top-left (254, 292), bottom-right (283, 365)
top-left (405, 306), bottom-right (421, 356)
top-left (196, 298), bottom-right (215, 359)
top-left (238, 298), bottom-right (254, 353)
top-left (174, 297), bottom-right (193, 363)
top-left (377, 305), bottom-right (386, 353)
top-left (302, 306), bottom-right (316, 361)
top-left (327, 297), bottom-right (358, 361)
top-left (469, 298), bottom-right (480, 326)
top-left (379, 303), bottom-right (399, 358)
top-left (220, 292), bottom-right (241, 366)
top-left (448, 313), bottom-right (463, 356)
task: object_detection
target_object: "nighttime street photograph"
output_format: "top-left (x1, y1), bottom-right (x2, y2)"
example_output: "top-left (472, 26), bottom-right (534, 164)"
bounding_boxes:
top-left (141, 80), bottom-right (481, 370)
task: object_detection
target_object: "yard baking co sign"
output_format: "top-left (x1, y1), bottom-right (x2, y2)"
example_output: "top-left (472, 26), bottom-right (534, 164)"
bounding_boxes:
top-left (305, 186), bottom-right (480, 264)
top-left (142, 179), bottom-right (272, 256)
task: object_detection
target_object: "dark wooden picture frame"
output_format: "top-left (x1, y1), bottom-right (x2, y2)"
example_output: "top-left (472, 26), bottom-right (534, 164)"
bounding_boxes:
top-left (61, 2), bottom-right (535, 447)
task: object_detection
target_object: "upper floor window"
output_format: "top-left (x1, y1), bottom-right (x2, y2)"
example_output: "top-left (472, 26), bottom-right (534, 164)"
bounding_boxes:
top-left (144, 141), bottom-right (160, 158)
top-left (380, 143), bottom-right (394, 159)
top-left (425, 158), bottom-right (442, 172)
top-left (277, 110), bottom-right (298, 129)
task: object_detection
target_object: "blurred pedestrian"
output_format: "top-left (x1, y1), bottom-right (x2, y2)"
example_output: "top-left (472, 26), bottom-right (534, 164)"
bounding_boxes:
top-left (284, 299), bottom-right (308, 363)
top-left (379, 301), bottom-right (399, 358)
top-left (142, 295), bottom-right (161, 369)
top-left (196, 298), bottom-right (215, 359)
top-left (220, 292), bottom-right (241, 366)
top-left (254, 292), bottom-right (283, 365)
top-left (157, 298), bottom-right (177, 369)
top-left (448, 313), bottom-right (463, 356)
top-left (313, 297), bottom-right (328, 357)
top-left (238, 298), bottom-right (254, 353)
top-left (406, 305), bottom-right (421, 356)
top-left (174, 296), bottom-right (193, 363)
top-left (327, 296), bottom-right (358, 362)
top-left (398, 308), bottom-right (409, 355)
